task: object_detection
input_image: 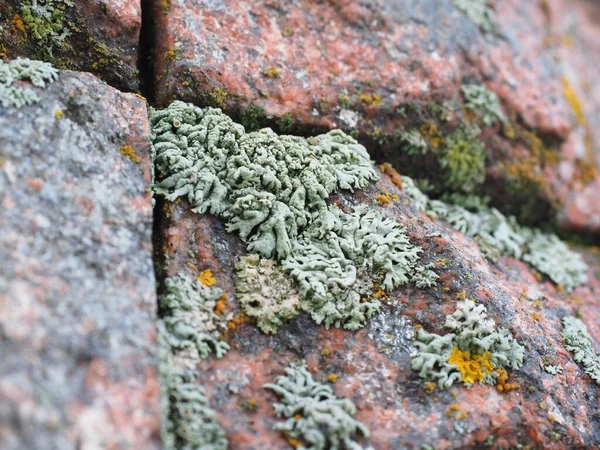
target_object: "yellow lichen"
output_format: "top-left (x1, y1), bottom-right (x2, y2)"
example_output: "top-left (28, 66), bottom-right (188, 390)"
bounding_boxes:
top-left (210, 86), bottom-right (228, 106)
top-left (327, 373), bottom-right (338, 383)
top-left (54, 110), bottom-right (64, 120)
top-left (321, 349), bottom-right (330, 357)
top-left (562, 76), bottom-right (585, 126)
top-left (379, 162), bottom-right (403, 188)
top-left (358, 92), bottom-right (381, 107)
top-left (263, 66), bottom-right (280, 78)
top-left (120, 145), bottom-right (140, 163)
top-left (448, 347), bottom-right (494, 384)
top-left (198, 269), bottom-right (217, 286)
top-left (375, 192), bottom-right (398, 205)
top-left (532, 313), bottom-right (541, 321)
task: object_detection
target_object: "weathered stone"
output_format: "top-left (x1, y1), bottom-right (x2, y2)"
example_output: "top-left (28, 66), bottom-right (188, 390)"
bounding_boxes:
top-left (0, 71), bottom-right (160, 449)
top-left (155, 164), bottom-right (600, 449)
top-left (0, 0), bottom-right (142, 91)
top-left (151, 0), bottom-right (600, 234)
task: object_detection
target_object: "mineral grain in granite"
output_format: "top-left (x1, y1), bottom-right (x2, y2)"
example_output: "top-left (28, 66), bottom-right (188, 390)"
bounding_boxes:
top-left (0, 71), bottom-right (160, 449)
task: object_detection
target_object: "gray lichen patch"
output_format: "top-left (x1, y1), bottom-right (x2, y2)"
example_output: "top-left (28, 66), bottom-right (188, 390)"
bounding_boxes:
top-left (561, 316), bottom-right (600, 384)
top-left (158, 323), bottom-right (228, 450)
top-left (402, 174), bottom-right (588, 291)
top-left (264, 361), bottom-right (370, 450)
top-left (160, 274), bottom-right (231, 369)
top-left (151, 102), bottom-right (437, 331)
top-left (412, 299), bottom-right (525, 389)
top-left (0, 58), bottom-right (58, 108)
top-left (461, 84), bottom-right (506, 126)
top-left (236, 254), bottom-right (302, 334)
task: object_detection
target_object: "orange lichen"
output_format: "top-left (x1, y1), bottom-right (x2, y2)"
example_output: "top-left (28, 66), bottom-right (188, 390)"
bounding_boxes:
top-left (11, 15), bottom-right (27, 36)
top-left (120, 145), bottom-right (140, 163)
top-left (227, 312), bottom-right (251, 330)
top-left (532, 313), bottom-right (541, 321)
top-left (375, 192), bottom-right (398, 205)
top-left (263, 66), bottom-right (280, 78)
top-left (447, 404), bottom-right (468, 420)
top-left (573, 159), bottom-right (597, 185)
top-left (496, 369), bottom-right (519, 392)
top-left (379, 162), bottom-right (403, 188)
top-left (288, 437), bottom-right (302, 448)
top-left (448, 347), bottom-right (494, 384)
top-left (532, 300), bottom-right (542, 309)
top-left (562, 76), bottom-right (585, 125)
top-left (321, 349), bottom-right (330, 357)
top-left (327, 373), bottom-right (338, 383)
top-left (372, 286), bottom-right (387, 300)
top-left (532, 270), bottom-right (542, 282)
top-left (160, 0), bottom-right (171, 12)
top-left (198, 269), bottom-right (216, 286)
top-left (424, 381), bottom-right (436, 394)
top-left (419, 121), bottom-right (444, 148)
top-left (214, 293), bottom-right (227, 315)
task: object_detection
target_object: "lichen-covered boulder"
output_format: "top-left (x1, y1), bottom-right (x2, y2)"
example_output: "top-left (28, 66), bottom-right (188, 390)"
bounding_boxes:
top-left (153, 108), bottom-right (600, 449)
top-left (0, 69), bottom-right (160, 448)
top-left (150, 0), bottom-right (600, 234)
top-left (0, 0), bottom-right (142, 91)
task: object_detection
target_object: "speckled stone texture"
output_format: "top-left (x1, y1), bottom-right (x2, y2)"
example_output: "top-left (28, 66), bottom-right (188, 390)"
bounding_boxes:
top-left (0, 72), bottom-right (160, 449)
top-left (0, 0), bottom-right (142, 91)
top-left (151, 0), bottom-right (600, 234)
top-left (155, 165), bottom-right (600, 449)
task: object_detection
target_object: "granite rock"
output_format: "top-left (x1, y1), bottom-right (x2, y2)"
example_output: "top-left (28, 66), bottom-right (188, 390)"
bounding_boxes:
top-left (150, 0), bottom-right (600, 234)
top-left (155, 163), bottom-right (600, 449)
top-left (0, 0), bottom-right (142, 92)
top-left (0, 71), bottom-right (160, 449)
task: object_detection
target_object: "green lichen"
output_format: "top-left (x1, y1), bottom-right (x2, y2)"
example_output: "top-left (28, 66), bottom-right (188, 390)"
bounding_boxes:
top-left (264, 361), bottom-right (369, 450)
top-left (462, 84), bottom-right (506, 126)
top-left (237, 105), bottom-right (269, 131)
top-left (453, 0), bottom-right (495, 33)
top-left (160, 274), bottom-right (231, 368)
top-left (235, 254), bottom-right (302, 334)
top-left (158, 322), bottom-right (228, 450)
top-left (0, 58), bottom-right (58, 108)
top-left (402, 175), bottom-right (588, 291)
top-left (20, 0), bottom-right (74, 59)
top-left (438, 126), bottom-right (486, 193)
top-left (412, 299), bottom-right (525, 388)
top-left (561, 316), bottom-right (600, 384)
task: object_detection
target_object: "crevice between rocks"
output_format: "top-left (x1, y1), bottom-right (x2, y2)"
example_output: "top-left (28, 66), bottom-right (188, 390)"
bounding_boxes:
top-left (138, 0), bottom-right (156, 104)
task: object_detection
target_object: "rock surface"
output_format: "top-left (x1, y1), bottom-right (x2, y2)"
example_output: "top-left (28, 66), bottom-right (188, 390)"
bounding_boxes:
top-left (151, 0), bottom-right (600, 234)
top-left (0, 71), bottom-right (160, 449)
top-left (155, 165), bottom-right (600, 449)
top-left (0, 0), bottom-right (142, 92)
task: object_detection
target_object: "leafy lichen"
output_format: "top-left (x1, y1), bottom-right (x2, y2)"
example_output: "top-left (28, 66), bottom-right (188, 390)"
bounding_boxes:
top-left (152, 102), bottom-right (433, 331)
top-left (0, 57), bottom-right (58, 108)
top-left (158, 322), bottom-right (228, 450)
top-left (412, 299), bottom-right (524, 389)
top-left (235, 254), bottom-right (302, 334)
top-left (561, 316), bottom-right (600, 384)
top-left (20, 0), bottom-right (74, 59)
top-left (264, 361), bottom-right (370, 450)
top-left (452, 0), bottom-right (495, 33)
top-left (461, 84), bottom-right (506, 126)
top-left (159, 274), bottom-right (231, 368)
top-left (401, 174), bottom-right (588, 291)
